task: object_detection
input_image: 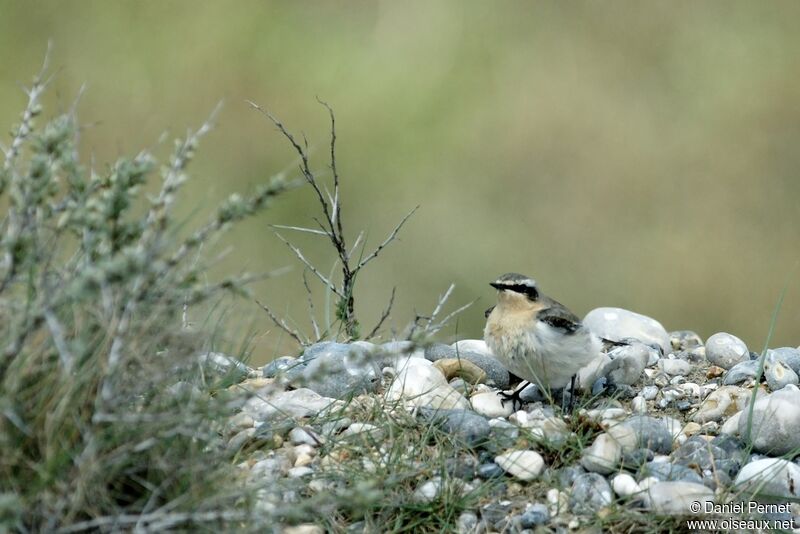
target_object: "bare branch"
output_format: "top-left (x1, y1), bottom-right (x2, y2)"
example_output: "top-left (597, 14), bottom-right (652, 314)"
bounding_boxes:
top-left (428, 299), bottom-right (478, 336)
top-left (357, 206), bottom-right (418, 270)
top-left (273, 232), bottom-right (343, 297)
top-left (247, 100), bottom-right (336, 236)
top-left (303, 270), bottom-right (321, 341)
top-left (255, 299), bottom-right (306, 346)
top-left (428, 283), bottom-right (455, 328)
top-left (346, 230), bottom-right (365, 262)
top-left (366, 287), bottom-right (396, 340)
top-left (270, 224), bottom-right (328, 237)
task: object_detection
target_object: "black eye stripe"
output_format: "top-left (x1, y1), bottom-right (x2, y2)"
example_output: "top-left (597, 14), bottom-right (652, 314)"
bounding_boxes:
top-left (503, 284), bottom-right (538, 299)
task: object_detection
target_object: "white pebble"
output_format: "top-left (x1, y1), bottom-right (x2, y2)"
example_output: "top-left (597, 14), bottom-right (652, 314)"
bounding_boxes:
top-left (495, 450), bottom-right (545, 481)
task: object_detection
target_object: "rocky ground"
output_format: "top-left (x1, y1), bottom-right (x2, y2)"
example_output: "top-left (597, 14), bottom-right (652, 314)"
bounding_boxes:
top-left (209, 307), bottom-right (800, 533)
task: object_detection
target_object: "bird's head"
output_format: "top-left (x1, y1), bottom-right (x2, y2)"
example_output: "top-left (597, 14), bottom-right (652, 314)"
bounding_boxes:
top-left (489, 272), bottom-right (541, 311)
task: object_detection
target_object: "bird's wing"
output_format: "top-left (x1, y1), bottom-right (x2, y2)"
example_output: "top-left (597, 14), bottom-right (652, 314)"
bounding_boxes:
top-left (536, 303), bottom-right (581, 334)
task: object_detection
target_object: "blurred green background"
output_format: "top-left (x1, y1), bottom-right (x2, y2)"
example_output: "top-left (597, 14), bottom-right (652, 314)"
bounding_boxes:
top-left (1, 1), bottom-right (798, 364)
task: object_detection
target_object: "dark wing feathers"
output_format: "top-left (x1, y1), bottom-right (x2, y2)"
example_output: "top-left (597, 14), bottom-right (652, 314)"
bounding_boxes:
top-left (537, 303), bottom-right (581, 334)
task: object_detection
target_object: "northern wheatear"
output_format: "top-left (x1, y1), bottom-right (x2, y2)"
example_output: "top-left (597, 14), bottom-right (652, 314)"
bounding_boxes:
top-left (484, 273), bottom-right (601, 409)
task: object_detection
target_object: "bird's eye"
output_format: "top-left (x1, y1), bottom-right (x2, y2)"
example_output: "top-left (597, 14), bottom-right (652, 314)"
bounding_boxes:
top-left (524, 287), bottom-right (539, 300)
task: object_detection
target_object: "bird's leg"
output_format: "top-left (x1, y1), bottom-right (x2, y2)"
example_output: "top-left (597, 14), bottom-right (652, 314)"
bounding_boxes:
top-left (565, 374), bottom-right (578, 415)
top-left (499, 381), bottom-right (530, 411)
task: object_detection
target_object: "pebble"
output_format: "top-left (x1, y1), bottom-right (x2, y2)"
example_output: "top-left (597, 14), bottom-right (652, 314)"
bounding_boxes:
top-left (764, 359), bottom-right (799, 391)
top-left (658, 358), bottom-right (692, 376)
top-left (631, 396), bottom-right (647, 414)
top-left (456, 512), bottom-right (479, 534)
top-left (424, 343), bottom-right (456, 361)
top-left (735, 458), bottom-right (800, 499)
top-left (578, 353), bottom-right (612, 393)
top-left (692, 385), bottom-right (761, 423)
top-left (262, 356), bottom-right (298, 378)
top-left (451, 339), bottom-right (493, 357)
top-left (380, 340), bottom-right (425, 360)
top-left (488, 418), bottom-right (519, 449)
top-left (569, 473), bottom-right (613, 513)
top-left (470, 389), bottom-right (513, 418)
top-left (385, 359), bottom-right (469, 410)
top-left (421, 408), bottom-right (491, 448)
top-left (767, 347), bottom-right (800, 375)
top-left (719, 411), bottom-right (742, 436)
top-left (433, 358), bottom-right (487, 384)
top-left (518, 503), bottom-right (549, 527)
top-left (705, 333), bottom-right (749, 369)
top-left (645, 481), bottom-right (714, 515)
top-left (643, 461), bottom-right (704, 484)
top-left (495, 450), bottom-right (545, 481)
top-left (583, 307), bottom-right (671, 355)
top-left (518, 382), bottom-right (545, 403)
top-left (197, 352), bottom-right (252, 381)
top-left (706, 365), bottom-right (725, 379)
top-left (413, 478), bottom-right (442, 502)
top-left (611, 473), bottom-right (642, 499)
top-left (580, 432), bottom-right (622, 475)
top-left (477, 462), bottom-right (505, 479)
top-left (605, 415), bottom-right (672, 454)
top-left (670, 330), bottom-right (704, 351)
top-left (242, 388), bottom-right (342, 423)
top-left (288, 427), bottom-right (323, 446)
top-left (340, 423), bottom-right (384, 441)
top-left (287, 466), bottom-right (314, 478)
top-left (722, 360), bottom-right (760, 385)
top-left (641, 385), bottom-right (659, 401)
top-left (511, 412), bottom-right (571, 446)
top-left (605, 342), bottom-right (651, 385)
top-left (291, 343), bottom-right (381, 399)
top-left (738, 384), bottom-right (800, 455)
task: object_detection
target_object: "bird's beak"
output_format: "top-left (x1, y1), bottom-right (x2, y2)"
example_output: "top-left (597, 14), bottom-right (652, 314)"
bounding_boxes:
top-left (490, 282), bottom-right (503, 290)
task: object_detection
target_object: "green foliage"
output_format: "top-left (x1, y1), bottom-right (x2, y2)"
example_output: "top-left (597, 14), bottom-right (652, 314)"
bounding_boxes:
top-left (0, 65), bottom-right (289, 532)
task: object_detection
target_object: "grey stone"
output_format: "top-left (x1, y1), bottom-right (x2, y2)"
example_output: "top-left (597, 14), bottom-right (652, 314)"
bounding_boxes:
top-left (569, 473), bottom-right (613, 513)
top-left (646, 481), bottom-right (714, 515)
top-left (607, 415), bottom-right (673, 454)
top-left (723, 360), bottom-right (760, 385)
top-left (518, 503), bottom-right (549, 527)
top-left (735, 458), bottom-right (800, 500)
top-left (447, 351), bottom-right (510, 389)
top-left (583, 307), bottom-right (671, 355)
top-left (557, 465), bottom-right (587, 488)
top-left (292, 343), bottom-right (381, 399)
top-left (643, 461), bottom-right (704, 484)
top-left (425, 343), bottom-right (456, 361)
top-left (488, 418), bottom-right (519, 449)
top-left (659, 358), bottom-right (692, 376)
top-left (480, 501), bottom-right (512, 525)
top-left (641, 385), bottom-right (659, 401)
top-left (764, 359), bottom-right (799, 391)
top-left (767, 347), bottom-right (800, 375)
top-left (420, 408), bottom-right (491, 448)
top-left (510, 383), bottom-right (541, 404)
top-left (670, 330), bottom-right (704, 351)
top-left (477, 462), bottom-right (505, 479)
top-left (262, 356), bottom-right (299, 378)
top-left (456, 512), bottom-right (479, 534)
top-left (605, 342), bottom-right (650, 385)
top-left (738, 384), bottom-right (800, 455)
top-left (243, 388), bottom-right (342, 423)
top-left (197, 352), bottom-right (252, 382)
top-left (705, 333), bottom-right (749, 370)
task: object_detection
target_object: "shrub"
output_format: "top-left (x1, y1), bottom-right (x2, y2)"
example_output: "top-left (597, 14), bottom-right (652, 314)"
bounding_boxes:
top-left (0, 59), bottom-right (288, 532)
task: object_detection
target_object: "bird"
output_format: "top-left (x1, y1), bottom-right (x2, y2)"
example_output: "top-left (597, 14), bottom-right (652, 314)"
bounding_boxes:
top-left (483, 272), bottom-right (601, 410)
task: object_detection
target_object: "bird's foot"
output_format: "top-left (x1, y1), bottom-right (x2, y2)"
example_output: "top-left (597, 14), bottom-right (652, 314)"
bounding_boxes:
top-left (499, 384), bottom-right (528, 411)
